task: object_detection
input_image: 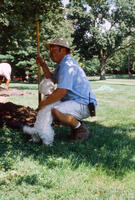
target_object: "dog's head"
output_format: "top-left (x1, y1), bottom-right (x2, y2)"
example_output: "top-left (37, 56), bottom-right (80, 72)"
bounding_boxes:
top-left (39, 78), bottom-right (54, 96)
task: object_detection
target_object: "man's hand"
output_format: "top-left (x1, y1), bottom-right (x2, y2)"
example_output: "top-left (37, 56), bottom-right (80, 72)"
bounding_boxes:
top-left (37, 88), bottom-right (67, 111)
top-left (36, 56), bottom-right (53, 80)
top-left (36, 56), bottom-right (46, 66)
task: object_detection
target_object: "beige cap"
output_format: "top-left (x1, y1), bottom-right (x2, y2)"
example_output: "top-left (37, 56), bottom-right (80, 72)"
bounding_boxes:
top-left (45, 38), bottom-right (71, 51)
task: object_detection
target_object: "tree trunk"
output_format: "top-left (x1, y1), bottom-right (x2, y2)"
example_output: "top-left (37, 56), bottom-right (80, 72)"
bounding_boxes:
top-left (128, 52), bottom-right (132, 79)
top-left (99, 49), bottom-right (106, 80)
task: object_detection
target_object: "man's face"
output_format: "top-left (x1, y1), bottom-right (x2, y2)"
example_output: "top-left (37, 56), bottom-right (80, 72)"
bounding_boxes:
top-left (49, 45), bottom-right (64, 64)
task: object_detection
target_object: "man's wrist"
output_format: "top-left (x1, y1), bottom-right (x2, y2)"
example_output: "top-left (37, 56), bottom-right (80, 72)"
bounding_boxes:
top-left (42, 61), bottom-right (47, 68)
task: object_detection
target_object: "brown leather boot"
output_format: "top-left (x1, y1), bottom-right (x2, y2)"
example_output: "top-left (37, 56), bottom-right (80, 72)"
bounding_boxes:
top-left (73, 122), bottom-right (92, 142)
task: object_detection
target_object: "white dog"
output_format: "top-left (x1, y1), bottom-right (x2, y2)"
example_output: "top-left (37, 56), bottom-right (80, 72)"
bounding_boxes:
top-left (23, 78), bottom-right (59, 146)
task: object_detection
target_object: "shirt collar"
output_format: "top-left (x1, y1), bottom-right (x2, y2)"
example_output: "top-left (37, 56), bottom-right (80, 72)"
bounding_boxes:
top-left (59, 54), bottom-right (70, 65)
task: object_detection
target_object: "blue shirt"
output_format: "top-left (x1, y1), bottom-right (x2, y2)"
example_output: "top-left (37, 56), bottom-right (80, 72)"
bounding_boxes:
top-left (53, 54), bottom-right (97, 107)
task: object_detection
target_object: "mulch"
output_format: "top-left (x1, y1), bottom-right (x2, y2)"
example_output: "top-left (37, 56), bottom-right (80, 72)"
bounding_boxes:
top-left (0, 102), bottom-right (37, 128)
top-left (0, 87), bottom-right (37, 128)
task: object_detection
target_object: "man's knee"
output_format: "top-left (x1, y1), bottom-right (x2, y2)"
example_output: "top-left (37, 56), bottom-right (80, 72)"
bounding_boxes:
top-left (52, 107), bottom-right (76, 122)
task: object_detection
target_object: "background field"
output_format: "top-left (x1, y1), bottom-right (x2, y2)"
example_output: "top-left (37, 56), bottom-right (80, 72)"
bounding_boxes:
top-left (0, 78), bottom-right (135, 200)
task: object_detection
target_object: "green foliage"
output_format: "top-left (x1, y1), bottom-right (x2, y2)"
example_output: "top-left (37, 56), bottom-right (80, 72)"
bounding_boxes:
top-left (106, 38), bottom-right (135, 74)
top-left (0, 54), bottom-right (14, 63)
top-left (80, 56), bottom-right (100, 75)
top-left (67, 0), bottom-right (135, 79)
top-left (0, 0), bottom-right (74, 82)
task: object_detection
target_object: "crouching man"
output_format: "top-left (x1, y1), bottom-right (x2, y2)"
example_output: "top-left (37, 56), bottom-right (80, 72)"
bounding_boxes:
top-left (0, 63), bottom-right (12, 90)
top-left (36, 38), bottom-right (97, 142)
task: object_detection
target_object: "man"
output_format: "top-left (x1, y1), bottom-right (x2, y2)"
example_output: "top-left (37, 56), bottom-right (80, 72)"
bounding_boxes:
top-left (0, 63), bottom-right (12, 90)
top-left (36, 38), bottom-right (97, 141)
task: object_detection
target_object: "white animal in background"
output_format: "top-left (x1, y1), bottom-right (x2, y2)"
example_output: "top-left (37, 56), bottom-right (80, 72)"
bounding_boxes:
top-left (23, 78), bottom-right (59, 146)
top-left (0, 63), bottom-right (12, 89)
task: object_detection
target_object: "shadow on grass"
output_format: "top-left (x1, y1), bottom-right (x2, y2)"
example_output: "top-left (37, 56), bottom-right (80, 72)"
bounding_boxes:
top-left (0, 121), bottom-right (135, 178)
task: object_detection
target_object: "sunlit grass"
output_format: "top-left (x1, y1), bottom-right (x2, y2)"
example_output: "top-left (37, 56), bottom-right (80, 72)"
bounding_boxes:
top-left (6, 83), bottom-right (38, 109)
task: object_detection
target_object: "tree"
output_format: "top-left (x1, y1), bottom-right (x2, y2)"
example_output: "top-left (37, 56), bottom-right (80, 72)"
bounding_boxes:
top-left (67, 0), bottom-right (135, 79)
top-left (106, 37), bottom-right (135, 76)
top-left (0, 0), bottom-right (73, 81)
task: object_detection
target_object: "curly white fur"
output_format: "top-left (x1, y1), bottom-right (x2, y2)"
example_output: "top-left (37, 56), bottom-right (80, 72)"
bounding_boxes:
top-left (23, 78), bottom-right (59, 146)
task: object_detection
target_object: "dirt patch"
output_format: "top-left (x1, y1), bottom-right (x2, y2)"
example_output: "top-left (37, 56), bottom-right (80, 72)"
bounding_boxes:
top-left (0, 102), bottom-right (37, 128)
top-left (0, 87), bottom-right (32, 98)
top-left (0, 88), bottom-right (37, 128)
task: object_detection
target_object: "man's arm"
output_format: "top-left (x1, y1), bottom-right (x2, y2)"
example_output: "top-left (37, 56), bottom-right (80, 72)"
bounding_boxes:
top-left (36, 56), bottom-right (53, 81)
top-left (38, 88), bottom-right (67, 110)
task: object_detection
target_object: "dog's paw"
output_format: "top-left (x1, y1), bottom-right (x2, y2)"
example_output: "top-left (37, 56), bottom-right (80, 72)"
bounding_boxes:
top-left (29, 134), bottom-right (41, 143)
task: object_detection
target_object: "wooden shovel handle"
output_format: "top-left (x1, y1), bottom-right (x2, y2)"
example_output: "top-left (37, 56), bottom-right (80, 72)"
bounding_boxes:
top-left (36, 20), bottom-right (41, 103)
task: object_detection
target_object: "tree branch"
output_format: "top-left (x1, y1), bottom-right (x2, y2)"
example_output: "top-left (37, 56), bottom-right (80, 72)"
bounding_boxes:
top-left (114, 40), bottom-right (135, 53)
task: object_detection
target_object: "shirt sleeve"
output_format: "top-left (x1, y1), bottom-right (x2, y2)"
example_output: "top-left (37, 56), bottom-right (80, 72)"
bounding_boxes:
top-left (57, 63), bottom-right (75, 91)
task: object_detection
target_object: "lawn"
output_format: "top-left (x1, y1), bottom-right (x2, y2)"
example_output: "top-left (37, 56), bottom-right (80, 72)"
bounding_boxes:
top-left (0, 79), bottom-right (135, 200)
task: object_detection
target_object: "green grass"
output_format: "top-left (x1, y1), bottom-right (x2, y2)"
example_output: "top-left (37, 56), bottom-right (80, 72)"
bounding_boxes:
top-left (6, 83), bottom-right (38, 109)
top-left (0, 79), bottom-right (135, 200)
